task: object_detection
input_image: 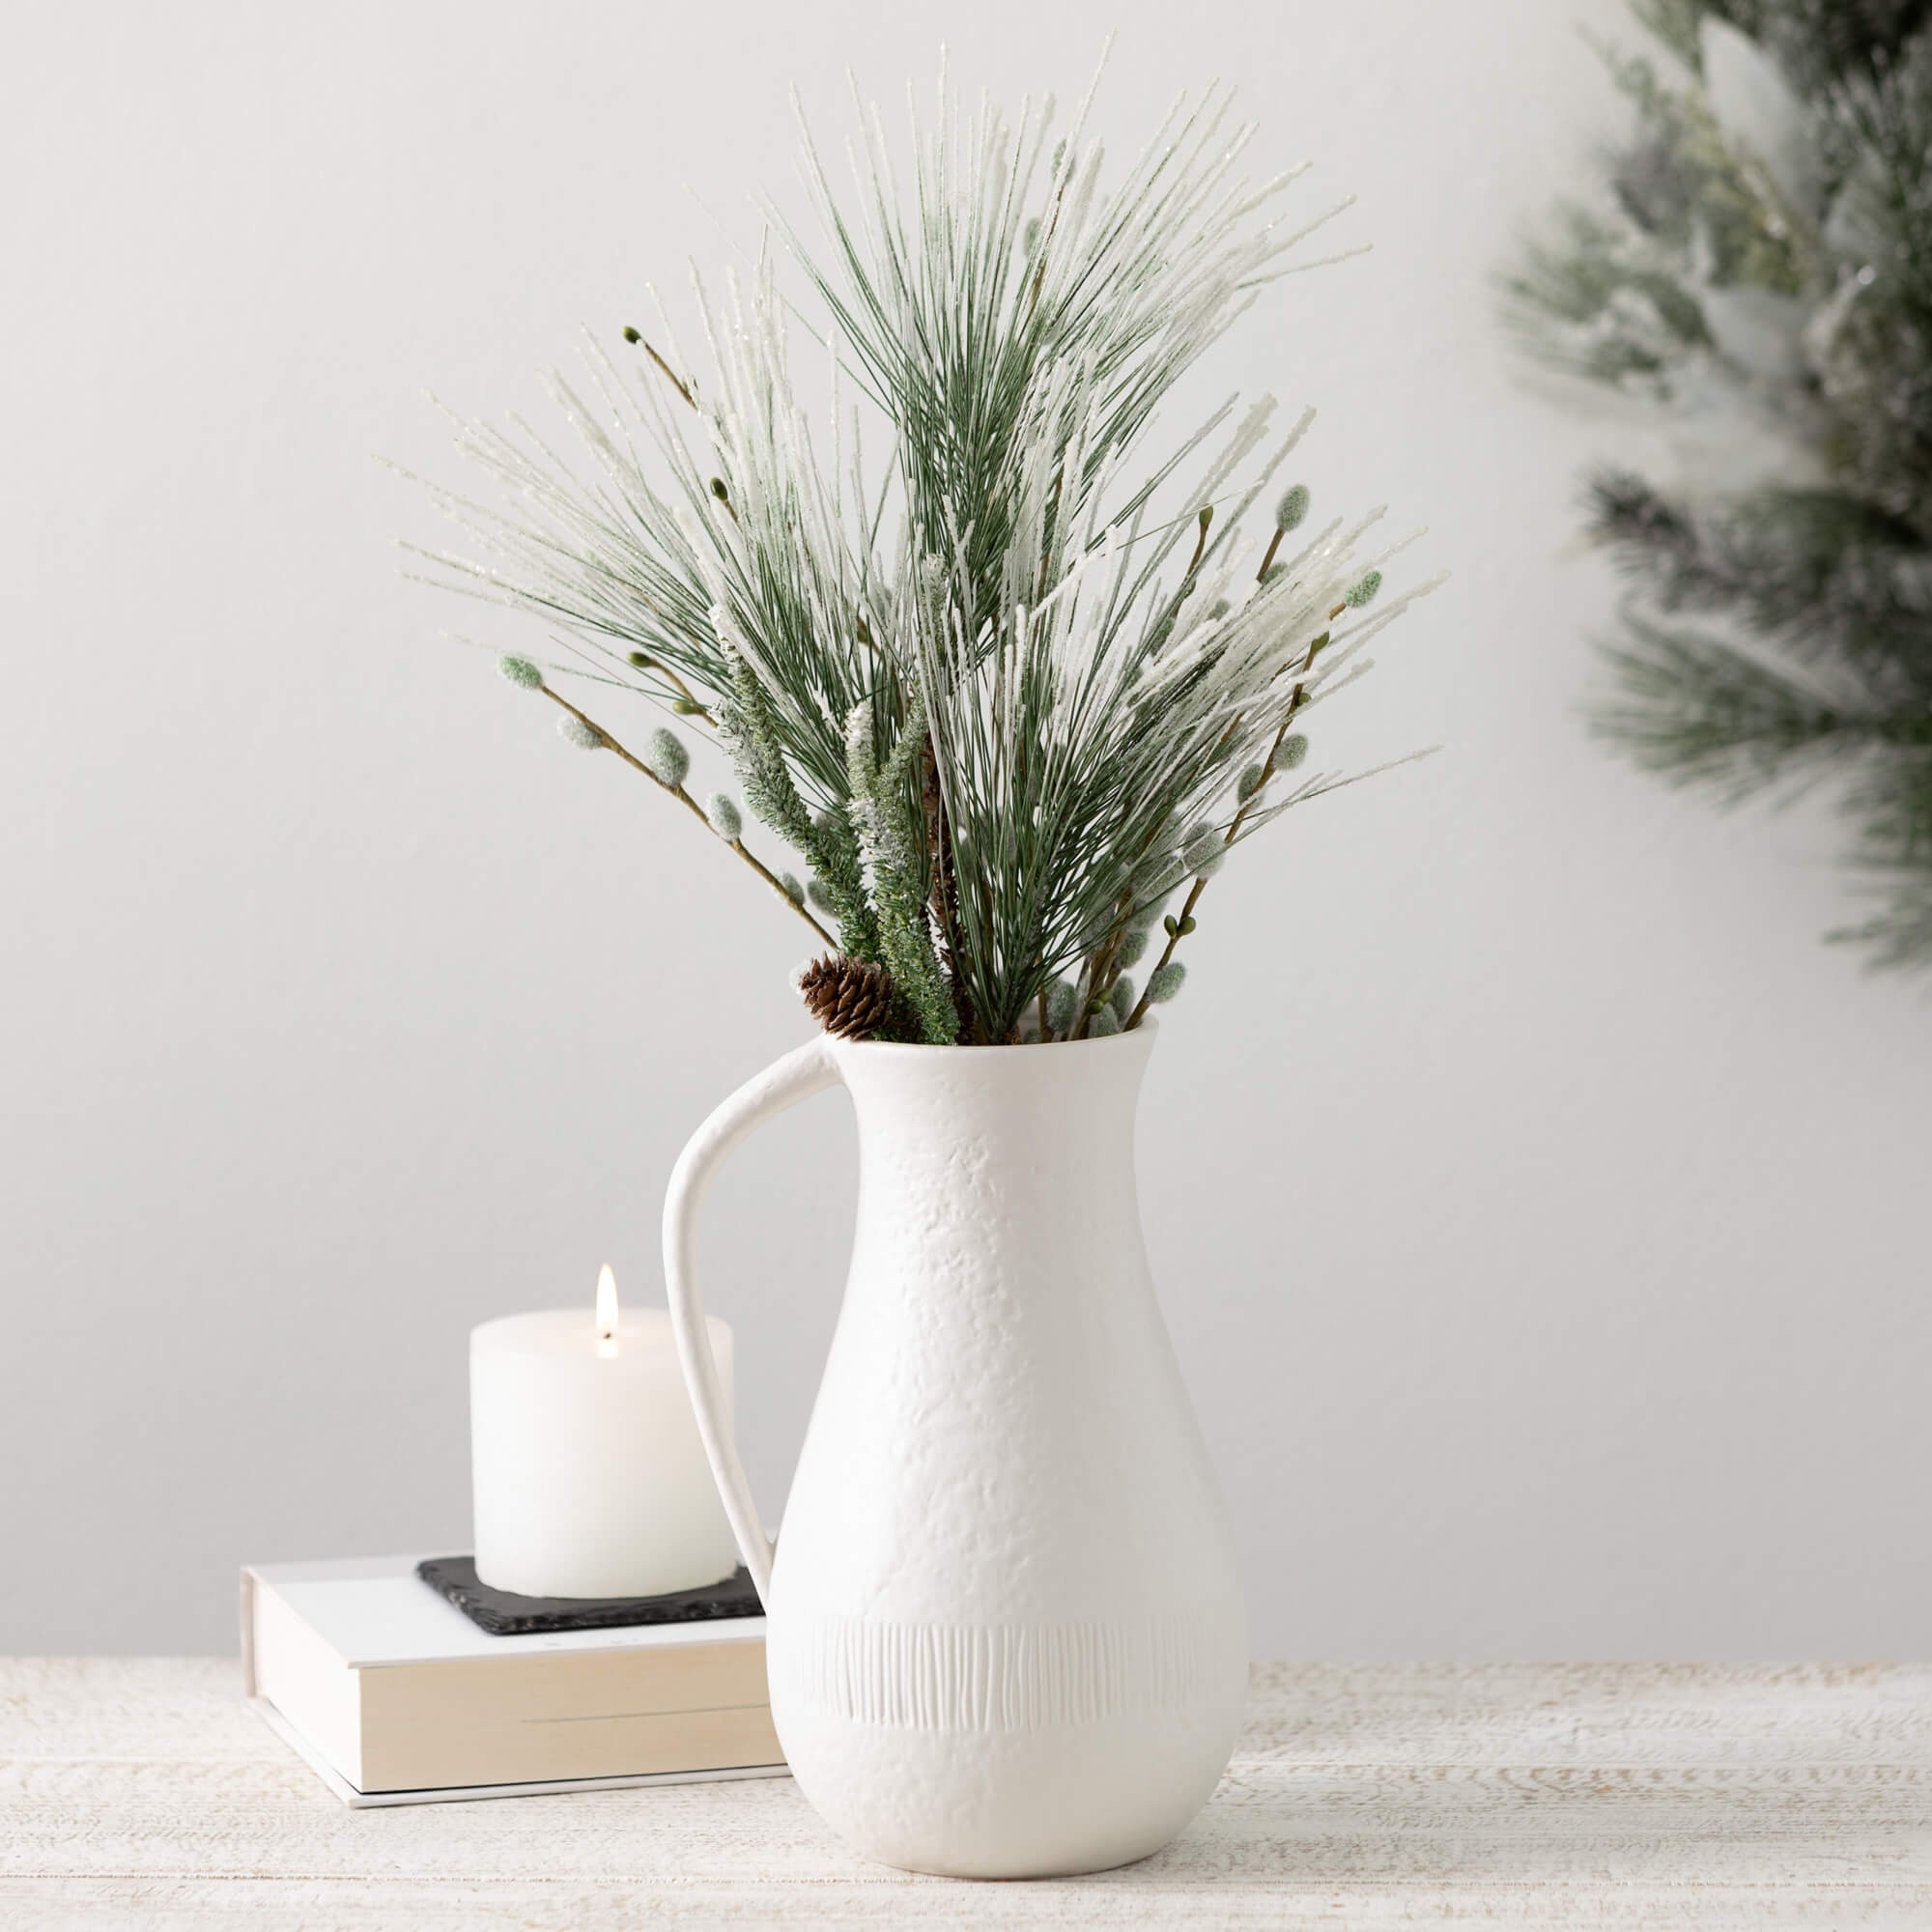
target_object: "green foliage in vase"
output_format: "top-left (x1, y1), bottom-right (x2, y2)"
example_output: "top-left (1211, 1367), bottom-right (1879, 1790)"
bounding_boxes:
top-left (1505, 1), bottom-right (1932, 970)
top-left (406, 67), bottom-right (1438, 1039)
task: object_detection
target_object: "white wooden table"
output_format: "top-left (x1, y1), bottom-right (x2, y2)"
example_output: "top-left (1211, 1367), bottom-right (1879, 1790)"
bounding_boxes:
top-left (2, 1661), bottom-right (1927, 1927)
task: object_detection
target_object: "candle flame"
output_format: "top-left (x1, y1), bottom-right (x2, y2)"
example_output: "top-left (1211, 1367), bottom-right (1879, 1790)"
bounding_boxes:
top-left (595, 1264), bottom-right (619, 1357)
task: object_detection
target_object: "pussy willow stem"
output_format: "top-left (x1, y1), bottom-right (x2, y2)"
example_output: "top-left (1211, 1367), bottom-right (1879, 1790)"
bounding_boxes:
top-left (1067, 779), bottom-right (1210, 1040)
top-left (1068, 887), bottom-right (1136, 1041)
top-left (1122, 602), bottom-right (1344, 1032)
top-left (539, 686), bottom-right (838, 949)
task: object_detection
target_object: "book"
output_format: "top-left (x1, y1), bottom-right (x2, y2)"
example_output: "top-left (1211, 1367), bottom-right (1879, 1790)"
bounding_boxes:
top-left (241, 1553), bottom-right (785, 1806)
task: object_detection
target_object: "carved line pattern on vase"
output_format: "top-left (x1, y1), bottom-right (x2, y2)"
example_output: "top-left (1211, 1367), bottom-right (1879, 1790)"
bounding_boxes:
top-left (772, 1605), bottom-right (1239, 1732)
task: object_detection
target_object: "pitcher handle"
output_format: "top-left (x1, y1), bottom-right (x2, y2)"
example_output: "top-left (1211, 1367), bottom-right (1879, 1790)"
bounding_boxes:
top-left (663, 1035), bottom-right (842, 1605)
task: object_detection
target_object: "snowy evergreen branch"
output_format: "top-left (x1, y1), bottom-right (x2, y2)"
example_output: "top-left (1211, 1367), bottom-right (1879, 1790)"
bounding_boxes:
top-left (845, 693), bottom-right (958, 1044)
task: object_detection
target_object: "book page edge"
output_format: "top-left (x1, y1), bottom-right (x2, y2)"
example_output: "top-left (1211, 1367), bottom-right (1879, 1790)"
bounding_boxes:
top-left (247, 1695), bottom-right (786, 1808)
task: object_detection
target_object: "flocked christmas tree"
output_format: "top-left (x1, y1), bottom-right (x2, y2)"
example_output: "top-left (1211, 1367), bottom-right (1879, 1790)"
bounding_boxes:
top-left (1506, 0), bottom-right (1932, 970)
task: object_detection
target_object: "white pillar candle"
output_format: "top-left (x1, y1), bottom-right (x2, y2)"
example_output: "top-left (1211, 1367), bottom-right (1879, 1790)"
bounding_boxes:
top-left (470, 1265), bottom-right (741, 1600)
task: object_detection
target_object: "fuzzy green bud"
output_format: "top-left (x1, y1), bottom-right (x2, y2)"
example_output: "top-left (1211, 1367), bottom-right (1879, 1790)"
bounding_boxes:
top-left (1345, 570), bottom-right (1383, 609)
top-left (1146, 960), bottom-right (1187, 1005)
top-left (1116, 926), bottom-right (1150, 969)
top-left (1208, 599), bottom-right (1232, 620)
top-left (1277, 733), bottom-right (1309, 771)
top-left (645, 726), bottom-right (690, 788)
top-left (1274, 484), bottom-right (1310, 531)
top-left (1182, 829), bottom-right (1224, 874)
top-left (780, 871), bottom-right (806, 907)
top-left (1237, 763), bottom-right (1265, 800)
top-left (705, 792), bottom-right (743, 839)
top-left (1131, 851), bottom-right (1186, 899)
top-left (1088, 1007), bottom-right (1122, 1038)
top-left (1261, 563), bottom-right (1287, 586)
top-left (555, 713), bottom-right (602, 751)
top-left (497, 655), bottom-right (544, 691)
top-left (1022, 216), bottom-right (1041, 254)
top-left (1109, 977), bottom-right (1135, 1021)
top-left (807, 876), bottom-right (837, 913)
top-left (1075, 914), bottom-right (1117, 958)
top-left (1045, 980), bottom-right (1077, 1036)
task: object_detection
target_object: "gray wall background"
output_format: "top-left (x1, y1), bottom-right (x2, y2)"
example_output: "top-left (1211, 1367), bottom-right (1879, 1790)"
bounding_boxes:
top-left (2, 0), bottom-right (1923, 1660)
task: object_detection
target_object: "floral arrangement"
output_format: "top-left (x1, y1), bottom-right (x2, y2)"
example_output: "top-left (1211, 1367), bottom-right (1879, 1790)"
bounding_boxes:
top-left (1505, 1), bottom-right (1932, 972)
top-left (407, 72), bottom-right (1437, 1042)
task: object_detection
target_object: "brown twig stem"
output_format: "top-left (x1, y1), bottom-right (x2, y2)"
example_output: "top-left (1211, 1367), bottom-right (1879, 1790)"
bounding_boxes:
top-left (1122, 656), bottom-right (1317, 1032)
top-left (1184, 506), bottom-right (1212, 579)
top-left (538, 686), bottom-right (837, 948)
top-left (635, 336), bottom-right (696, 411)
top-left (629, 655), bottom-right (716, 727)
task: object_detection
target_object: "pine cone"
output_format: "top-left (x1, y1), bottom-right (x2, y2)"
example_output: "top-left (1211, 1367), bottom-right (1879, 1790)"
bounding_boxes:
top-left (797, 954), bottom-right (896, 1040)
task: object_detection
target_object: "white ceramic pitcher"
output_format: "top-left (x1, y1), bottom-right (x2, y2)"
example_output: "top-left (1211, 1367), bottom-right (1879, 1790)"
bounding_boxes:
top-left (662, 1022), bottom-right (1247, 1878)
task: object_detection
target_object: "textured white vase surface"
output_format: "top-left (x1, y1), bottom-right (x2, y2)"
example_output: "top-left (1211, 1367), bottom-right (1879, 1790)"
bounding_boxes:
top-left (664, 1024), bottom-right (1248, 1878)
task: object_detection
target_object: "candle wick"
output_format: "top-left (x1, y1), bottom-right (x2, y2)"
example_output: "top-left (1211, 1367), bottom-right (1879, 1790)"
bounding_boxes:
top-left (594, 1262), bottom-right (620, 1356)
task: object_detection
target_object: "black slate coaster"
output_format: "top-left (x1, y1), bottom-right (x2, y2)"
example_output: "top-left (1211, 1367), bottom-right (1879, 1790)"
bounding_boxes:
top-left (415, 1556), bottom-right (764, 1636)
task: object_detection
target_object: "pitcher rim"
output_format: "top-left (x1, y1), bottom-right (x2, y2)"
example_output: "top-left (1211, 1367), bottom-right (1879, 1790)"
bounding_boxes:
top-left (823, 1016), bottom-right (1159, 1060)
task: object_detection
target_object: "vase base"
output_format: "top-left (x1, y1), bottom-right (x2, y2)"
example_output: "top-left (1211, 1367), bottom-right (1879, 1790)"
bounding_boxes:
top-left (852, 1839), bottom-right (1171, 1882)
top-left (777, 1695), bottom-right (1244, 1882)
